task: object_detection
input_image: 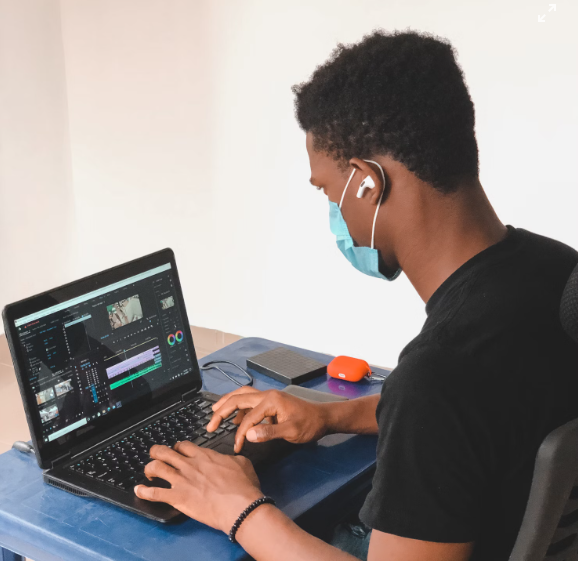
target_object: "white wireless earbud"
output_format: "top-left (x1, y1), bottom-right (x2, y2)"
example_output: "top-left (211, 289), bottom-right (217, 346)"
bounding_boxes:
top-left (356, 175), bottom-right (375, 198)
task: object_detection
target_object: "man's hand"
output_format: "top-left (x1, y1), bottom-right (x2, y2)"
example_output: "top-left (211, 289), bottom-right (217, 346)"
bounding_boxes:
top-left (134, 441), bottom-right (358, 560)
top-left (134, 442), bottom-right (263, 533)
top-left (207, 387), bottom-right (329, 453)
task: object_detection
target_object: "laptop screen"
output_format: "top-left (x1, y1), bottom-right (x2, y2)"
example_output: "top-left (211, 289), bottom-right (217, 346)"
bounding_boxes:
top-left (9, 252), bottom-right (200, 462)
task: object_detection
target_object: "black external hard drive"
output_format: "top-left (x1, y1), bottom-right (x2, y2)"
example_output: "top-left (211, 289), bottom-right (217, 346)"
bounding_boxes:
top-left (246, 347), bottom-right (327, 385)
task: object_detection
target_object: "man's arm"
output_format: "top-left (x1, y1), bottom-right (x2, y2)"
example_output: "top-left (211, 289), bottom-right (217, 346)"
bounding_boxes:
top-left (236, 506), bottom-right (473, 561)
top-left (368, 531), bottom-right (473, 561)
top-left (321, 393), bottom-right (380, 434)
top-left (236, 503), bottom-right (356, 560)
top-left (207, 388), bottom-right (380, 452)
top-left (134, 443), bottom-right (473, 561)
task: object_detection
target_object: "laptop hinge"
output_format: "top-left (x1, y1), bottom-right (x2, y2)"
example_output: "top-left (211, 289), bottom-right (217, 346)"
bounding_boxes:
top-left (51, 452), bottom-right (71, 469)
top-left (182, 389), bottom-right (198, 402)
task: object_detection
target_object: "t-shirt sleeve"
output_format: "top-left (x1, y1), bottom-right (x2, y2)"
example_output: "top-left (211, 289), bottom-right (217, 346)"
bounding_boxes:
top-left (359, 347), bottom-right (495, 543)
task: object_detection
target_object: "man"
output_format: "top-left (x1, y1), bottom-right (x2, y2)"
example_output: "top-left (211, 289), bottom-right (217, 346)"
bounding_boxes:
top-left (133, 30), bottom-right (578, 560)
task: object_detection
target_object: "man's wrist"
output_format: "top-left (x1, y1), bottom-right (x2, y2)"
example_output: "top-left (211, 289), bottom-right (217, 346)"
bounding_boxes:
top-left (318, 401), bottom-right (342, 435)
top-left (233, 502), bottom-right (279, 545)
top-left (220, 487), bottom-right (264, 535)
top-left (318, 395), bottom-right (380, 435)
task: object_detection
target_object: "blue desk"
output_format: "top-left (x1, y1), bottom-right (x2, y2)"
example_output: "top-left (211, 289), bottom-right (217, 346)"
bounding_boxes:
top-left (0, 338), bottom-right (388, 561)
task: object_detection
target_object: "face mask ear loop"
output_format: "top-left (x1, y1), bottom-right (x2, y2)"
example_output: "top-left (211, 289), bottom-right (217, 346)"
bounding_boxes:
top-left (364, 159), bottom-right (386, 249)
top-left (339, 168), bottom-right (357, 209)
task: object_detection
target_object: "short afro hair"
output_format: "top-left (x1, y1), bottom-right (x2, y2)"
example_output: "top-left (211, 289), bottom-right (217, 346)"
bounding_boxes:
top-left (292, 30), bottom-right (479, 193)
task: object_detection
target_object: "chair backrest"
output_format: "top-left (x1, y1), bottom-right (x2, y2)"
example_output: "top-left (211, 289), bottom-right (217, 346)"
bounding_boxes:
top-left (510, 264), bottom-right (578, 560)
top-left (510, 419), bottom-right (578, 560)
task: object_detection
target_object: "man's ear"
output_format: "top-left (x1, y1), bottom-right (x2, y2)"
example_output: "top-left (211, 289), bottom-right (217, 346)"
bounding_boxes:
top-left (349, 158), bottom-right (387, 206)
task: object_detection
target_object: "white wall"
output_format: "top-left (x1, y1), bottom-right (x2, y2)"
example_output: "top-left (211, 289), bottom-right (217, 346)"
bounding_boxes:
top-left (1, 0), bottom-right (577, 368)
top-left (0, 0), bottom-right (74, 306)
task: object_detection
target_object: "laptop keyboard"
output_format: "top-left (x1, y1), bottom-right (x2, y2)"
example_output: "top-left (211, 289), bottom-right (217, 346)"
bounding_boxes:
top-left (66, 397), bottom-right (236, 491)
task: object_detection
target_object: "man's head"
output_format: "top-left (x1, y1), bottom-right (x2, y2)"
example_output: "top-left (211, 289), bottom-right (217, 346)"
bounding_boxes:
top-left (293, 30), bottom-right (483, 279)
top-left (293, 29), bottom-right (478, 192)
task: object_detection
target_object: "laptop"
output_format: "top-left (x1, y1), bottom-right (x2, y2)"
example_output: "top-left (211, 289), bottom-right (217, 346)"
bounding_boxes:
top-left (2, 249), bottom-right (289, 522)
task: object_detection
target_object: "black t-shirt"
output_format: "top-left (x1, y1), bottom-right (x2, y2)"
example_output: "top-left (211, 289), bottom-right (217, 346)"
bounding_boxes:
top-left (359, 227), bottom-right (578, 560)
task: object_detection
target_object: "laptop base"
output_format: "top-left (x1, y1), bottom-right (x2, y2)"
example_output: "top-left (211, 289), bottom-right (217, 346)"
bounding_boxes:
top-left (44, 392), bottom-right (294, 523)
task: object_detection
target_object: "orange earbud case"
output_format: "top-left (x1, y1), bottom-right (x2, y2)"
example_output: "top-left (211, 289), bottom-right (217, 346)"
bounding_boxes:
top-left (327, 355), bottom-right (371, 383)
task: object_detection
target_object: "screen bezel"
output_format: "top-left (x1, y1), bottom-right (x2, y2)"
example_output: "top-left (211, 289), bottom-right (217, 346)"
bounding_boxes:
top-left (2, 248), bottom-right (202, 469)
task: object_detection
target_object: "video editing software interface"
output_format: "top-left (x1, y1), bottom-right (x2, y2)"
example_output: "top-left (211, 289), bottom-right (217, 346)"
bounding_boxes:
top-left (14, 263), bottom-right (194, 444)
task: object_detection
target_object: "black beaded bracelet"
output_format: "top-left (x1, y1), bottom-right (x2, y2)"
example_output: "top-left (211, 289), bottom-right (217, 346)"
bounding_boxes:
top-left (228, 496), bottom-right (276, 543)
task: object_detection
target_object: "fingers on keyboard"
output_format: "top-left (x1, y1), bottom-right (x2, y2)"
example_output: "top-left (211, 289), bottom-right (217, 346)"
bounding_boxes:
top-left (68, 397), bottom-right (236, 490)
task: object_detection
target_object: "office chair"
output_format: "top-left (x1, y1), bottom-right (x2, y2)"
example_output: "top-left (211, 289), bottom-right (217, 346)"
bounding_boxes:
top-left (510, 263), bottom-right (578, 560)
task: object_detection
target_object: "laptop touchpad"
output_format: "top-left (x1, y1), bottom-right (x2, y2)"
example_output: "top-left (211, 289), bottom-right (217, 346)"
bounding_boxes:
top-left (213, 443), bottom-right (235, 455)
top-left (211, 432), bottom-right (235, 455)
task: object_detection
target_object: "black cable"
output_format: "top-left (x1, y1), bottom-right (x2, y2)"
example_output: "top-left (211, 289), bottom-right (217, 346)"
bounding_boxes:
top-left (200, 360), bottom-right (253, 387)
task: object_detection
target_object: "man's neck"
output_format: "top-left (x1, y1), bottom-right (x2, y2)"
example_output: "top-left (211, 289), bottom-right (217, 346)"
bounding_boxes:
top-left (398, 183), bottom-right (508, 303)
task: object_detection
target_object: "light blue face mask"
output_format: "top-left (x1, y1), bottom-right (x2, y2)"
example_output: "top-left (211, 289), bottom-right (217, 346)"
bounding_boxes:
top-left (329, 160), bottom-right (401, 281)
